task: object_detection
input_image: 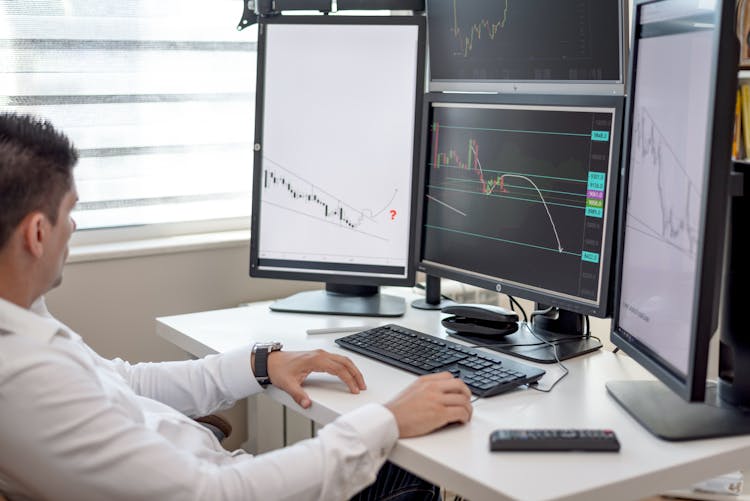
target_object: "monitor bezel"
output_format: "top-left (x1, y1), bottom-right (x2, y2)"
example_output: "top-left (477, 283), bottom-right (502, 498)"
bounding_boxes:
top-left (610, 0), bottom-right (737, 402)
top-left (249, 15), bottom-right (426, 287)
top-left (426, 0), bottom-right (628, 95)
top-left (414, 92), bottom-right (625, 318)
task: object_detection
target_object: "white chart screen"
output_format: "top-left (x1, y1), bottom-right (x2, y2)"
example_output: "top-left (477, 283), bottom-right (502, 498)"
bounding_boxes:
top-left (256, 22), bottom-right (420, 279)
top-left (618, 0), bottom-right (715, 376)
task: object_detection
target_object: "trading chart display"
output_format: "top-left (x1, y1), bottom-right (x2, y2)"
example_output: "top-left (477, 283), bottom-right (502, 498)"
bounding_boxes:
top-left (427, 0), bottom-right (621, 84)
top-left (253, 19), bottom-right (422, 281)
top-left (421, 101), bottom-right (618, 306)
top-left (617, 8), bottom-right (715, 376)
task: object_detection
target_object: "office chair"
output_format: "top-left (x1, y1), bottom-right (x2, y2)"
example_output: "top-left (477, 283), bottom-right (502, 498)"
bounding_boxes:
top-left (195, 413), bottom-right (233, 443)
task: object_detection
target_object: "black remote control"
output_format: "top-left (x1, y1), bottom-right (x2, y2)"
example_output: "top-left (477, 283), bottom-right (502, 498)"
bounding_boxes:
top-left (489, 429), bottom-right (620, 452)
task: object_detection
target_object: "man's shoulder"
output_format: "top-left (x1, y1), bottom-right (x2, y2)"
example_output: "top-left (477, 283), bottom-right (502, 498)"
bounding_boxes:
top-left (0, 327), bottom-right (94, 376)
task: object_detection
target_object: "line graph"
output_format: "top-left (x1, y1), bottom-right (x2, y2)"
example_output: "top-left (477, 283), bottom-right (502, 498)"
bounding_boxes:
top-left (429, 120), bottom-right (589, 253)
top-left (437, 130), bottom-right (565, 251)
top-left (626, 107), bottom-right (699, 257)
top-left (261, 156), bottom-right (397, 242)
top-left (421, 103), bottom-right (615, 301)
top-left (427, 0), bottom-right (621, 82)
top-left (450, 0), bottom-right (510, 58)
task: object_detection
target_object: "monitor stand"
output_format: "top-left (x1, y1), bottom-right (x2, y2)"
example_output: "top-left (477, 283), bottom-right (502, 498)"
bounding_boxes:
top-left (411, 275), bottom-right (455, 310)
top-left (606, 380), bottom-right (750, 440)
top-left (607, 165), bottom-right (750, 440)
top-left (269, 283), bottom-right (405, 317)
top-left (449, 306), bottom-right (602, 363)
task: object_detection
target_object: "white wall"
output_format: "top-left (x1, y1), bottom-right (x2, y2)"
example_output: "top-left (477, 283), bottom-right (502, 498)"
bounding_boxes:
top-left (44, 242), bottom-right (318, 449)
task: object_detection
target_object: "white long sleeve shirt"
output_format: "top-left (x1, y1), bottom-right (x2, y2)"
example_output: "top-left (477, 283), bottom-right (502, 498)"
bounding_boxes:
top-left (0, 297), bottom-right (399, 501)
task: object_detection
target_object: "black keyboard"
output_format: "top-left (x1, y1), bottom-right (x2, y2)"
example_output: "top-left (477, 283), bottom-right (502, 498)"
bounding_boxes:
top-left (335, 324), bottom-right (545, 397)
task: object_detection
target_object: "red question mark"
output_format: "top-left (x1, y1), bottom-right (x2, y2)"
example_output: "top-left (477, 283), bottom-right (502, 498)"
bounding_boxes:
top-left (390, 209), bottom-right (397, 220)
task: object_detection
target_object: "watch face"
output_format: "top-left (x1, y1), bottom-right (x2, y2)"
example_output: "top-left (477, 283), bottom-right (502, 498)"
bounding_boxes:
top-left (255, 342), bottom-right (283, 351)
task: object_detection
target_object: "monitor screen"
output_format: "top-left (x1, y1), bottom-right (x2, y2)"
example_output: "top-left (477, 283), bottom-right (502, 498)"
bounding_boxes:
top-left (611, 0), bottom-right (735, 402)
top-left (250, 16), bottom-right (424, 287)
top-left (417, 93), bottom-right (623, 318)
top-left (426, 0), bottom-right (625, 94)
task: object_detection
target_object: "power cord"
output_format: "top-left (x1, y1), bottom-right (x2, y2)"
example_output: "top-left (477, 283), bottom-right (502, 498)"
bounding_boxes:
top-left (524, 307), bottom-right (570, 393)
top-left (459, 309), bottom-right (599, 394)
top-left (506, 295), bottom-right (528, 323)
top-left (443, 295), bottom-right (590, 394)
top-left (464, 333), bottom-right (602, 351)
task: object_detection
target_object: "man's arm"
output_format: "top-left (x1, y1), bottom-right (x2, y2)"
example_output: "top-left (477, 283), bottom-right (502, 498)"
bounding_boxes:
top-left (1, 342), bottom-right (472, 501)
top-left (101, 346), bottom-right (261, 417)
top-left (100, 346), bottom-right (369, 417)
top-left (0, 349), bottom-right (397, 501)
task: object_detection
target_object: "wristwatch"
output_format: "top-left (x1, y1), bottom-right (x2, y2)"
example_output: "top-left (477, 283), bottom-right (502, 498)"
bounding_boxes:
top-left (253, 342), bottom-right (283, 386)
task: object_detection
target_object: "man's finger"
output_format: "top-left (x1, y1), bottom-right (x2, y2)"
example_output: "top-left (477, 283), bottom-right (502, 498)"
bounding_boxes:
top-left (331, 354), bottom-right (366, 390)
top-left (437, 392), bottom-right (473, 408)
top-left (285, 382), bottom-right (312, 409)
top-left (442, 405), bottom-right (472, 426)
top-left (323, 360), bottom-right (361, 394)
top-left (433, 377), bottom-right (472, 397)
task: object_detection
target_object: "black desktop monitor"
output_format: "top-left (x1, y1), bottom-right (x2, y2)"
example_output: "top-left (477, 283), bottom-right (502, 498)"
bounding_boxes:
top-left (606, 0), bottom-right (750, 440)
top-left (414, 92), bottom-right (624, 362)
top-left (426, 0), bottom-right (626, 94)
top-left (249, 16), bottom-right (426, 317)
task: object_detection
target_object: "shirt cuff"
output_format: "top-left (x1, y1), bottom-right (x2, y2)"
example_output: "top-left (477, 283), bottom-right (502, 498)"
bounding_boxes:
top-left (219, 346), bottom-right (263, 399)
top-left (335, 403), bottom-right (399, 461)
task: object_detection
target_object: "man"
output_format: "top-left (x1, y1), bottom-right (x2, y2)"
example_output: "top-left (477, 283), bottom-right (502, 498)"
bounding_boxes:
top-left (0, 113), bottom-right (473, 500)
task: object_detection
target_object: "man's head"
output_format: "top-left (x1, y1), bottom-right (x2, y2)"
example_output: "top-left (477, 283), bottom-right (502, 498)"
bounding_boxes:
top-left (0, 113), bottom-right (79, 304)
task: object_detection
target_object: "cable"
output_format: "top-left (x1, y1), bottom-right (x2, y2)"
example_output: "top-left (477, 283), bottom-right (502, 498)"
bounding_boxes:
top-left (521, 321), bottom-right (570, 393)
top-left (452, 303), bottom-right (594, 394)
top-left (507, 295), bottom-right (528, 323)
top-left (464, 336), bottom-right (595, 350)
top-left (531, 305), bottom-right (555, 317)
top-left (613, 347), bottom-right (620, 353)
top-left (508, 299), bottom-right (516, 314)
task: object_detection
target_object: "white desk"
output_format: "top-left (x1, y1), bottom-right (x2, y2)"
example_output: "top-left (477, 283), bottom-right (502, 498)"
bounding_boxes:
top-left (156, 289), bottom-right (750, 501)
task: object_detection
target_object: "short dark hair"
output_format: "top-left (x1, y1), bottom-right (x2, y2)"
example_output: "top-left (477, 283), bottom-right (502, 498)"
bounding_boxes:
top-left (0, 113), bottom-right (78, 250)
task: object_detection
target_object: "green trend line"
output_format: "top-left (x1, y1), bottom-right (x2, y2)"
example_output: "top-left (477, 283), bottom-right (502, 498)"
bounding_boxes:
top-left (438, 124), bottom-right (591, 138)
top-left (431, 163), bottom-right (588, 184)
top-left (425, 224), bottom-right (582, 256)
top-left (444, 177), bottom-right (587, 198)
top-left (428, 185), bottom-right (586, 211)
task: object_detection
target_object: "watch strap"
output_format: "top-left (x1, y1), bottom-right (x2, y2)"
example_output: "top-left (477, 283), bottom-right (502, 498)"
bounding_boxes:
top-left (253, 342), bottom-right (282, 386)
top-left (254, 345), bottom-right (271, 386)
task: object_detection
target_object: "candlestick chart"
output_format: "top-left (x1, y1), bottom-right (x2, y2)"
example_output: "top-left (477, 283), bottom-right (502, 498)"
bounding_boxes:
top-left (260, 156), bottom-right (399, 243)
top-left (427, 0), bottom-right (621, 82)
top-left (422, 103), bottom-right (615, 300)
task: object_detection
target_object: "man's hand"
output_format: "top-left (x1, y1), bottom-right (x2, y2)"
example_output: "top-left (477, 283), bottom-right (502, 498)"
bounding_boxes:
top-left (385, 373), bottom-right (473, 438)
top-left (264, 349), bottom-right (366, 409)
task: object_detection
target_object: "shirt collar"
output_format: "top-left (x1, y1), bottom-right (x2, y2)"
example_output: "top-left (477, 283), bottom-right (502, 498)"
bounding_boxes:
top-left (0, 296), bottom-right (69, 343)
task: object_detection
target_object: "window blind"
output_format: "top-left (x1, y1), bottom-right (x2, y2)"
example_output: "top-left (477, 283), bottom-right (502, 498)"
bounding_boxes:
top-left (0, 0), bottom-right (256, 231)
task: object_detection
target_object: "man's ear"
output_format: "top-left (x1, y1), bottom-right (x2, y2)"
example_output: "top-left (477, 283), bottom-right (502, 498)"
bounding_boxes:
top-left (21, 212), bottom-right (47, 259)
